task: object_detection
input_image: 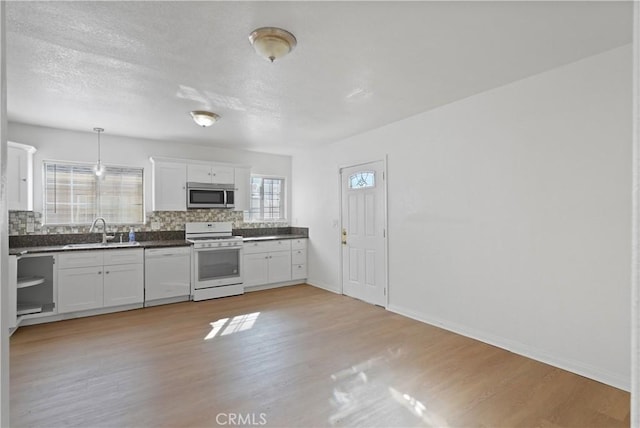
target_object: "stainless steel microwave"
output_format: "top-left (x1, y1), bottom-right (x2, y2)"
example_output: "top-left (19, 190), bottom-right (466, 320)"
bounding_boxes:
top-left (187, 182), bottom-right (235, 209)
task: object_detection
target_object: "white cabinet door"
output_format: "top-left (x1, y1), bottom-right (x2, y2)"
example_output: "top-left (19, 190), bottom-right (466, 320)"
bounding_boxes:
top-left (58, 267), bottom-right (104, 313)
top-left (187, 164), bottom-right (212, 183)
top-left (211, 166), bottom-right (234, 184)
top-left (103, 263), bottom-right (144, 307)
top-left (233, 167), bottom-right (250, 211)
top-left (7, 144), bottom-right (33, 211)
top-left (153, 161), bottom-right (187, 211)
top-left (268, 251), bottom-right (292, 283)
top-left (243, 253), bottom-right (269, 287)
top-left (187, 164), bottom-right (235, 184)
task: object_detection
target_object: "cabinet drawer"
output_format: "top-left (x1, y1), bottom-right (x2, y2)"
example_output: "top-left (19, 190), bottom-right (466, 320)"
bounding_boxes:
top-left (291, 238), bottom-right (307, 250)
top-left (292, 248), bottom-right (306, 265)
top-left (104, 249), bottom-right (144, 265)
top-left (266, 239), bottom-right (291, 252)
top-left (243, 239), bottom-right (291, 254)
top-left (58, 251), bottom-right (104, 269)
top-left (292, 263), bottom-right (307, 280)
top-left (243, 241), bottom-right (271, 254)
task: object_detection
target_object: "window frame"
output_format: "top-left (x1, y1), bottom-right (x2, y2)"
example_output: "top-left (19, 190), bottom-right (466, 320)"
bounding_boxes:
top-left (42, 159), bottom-right (145, 226)
top-left (245, 174), bottom-right (287, 223)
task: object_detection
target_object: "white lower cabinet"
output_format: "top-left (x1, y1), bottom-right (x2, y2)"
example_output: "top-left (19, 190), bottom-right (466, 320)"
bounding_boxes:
top-left (266, 251), bottom-right (292, 283)
top-left (58, 266), bottom-right (104, 313)
top-left (243, 253), bottom-right (270, 287)
top-left (103, 263), bottom-right (144, 307)
top-left (291, 238), bottom-right (308, 280)
top-left (58, 249), bottom-right (143, 314)
top-left (243, 240), bottom-right (293, 287)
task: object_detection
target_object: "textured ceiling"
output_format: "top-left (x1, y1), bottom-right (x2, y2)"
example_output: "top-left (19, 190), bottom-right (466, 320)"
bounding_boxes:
top-left (6, 1), bottom-right (632, 155)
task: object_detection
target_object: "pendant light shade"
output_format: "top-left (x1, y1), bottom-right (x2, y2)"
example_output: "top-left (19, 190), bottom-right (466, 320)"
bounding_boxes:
top-left (249, 27), bottom-right (297, 62)
top-left (190, 111), bottom-right (220, 127)
top-left (92, 127), bottom-right (105, 177)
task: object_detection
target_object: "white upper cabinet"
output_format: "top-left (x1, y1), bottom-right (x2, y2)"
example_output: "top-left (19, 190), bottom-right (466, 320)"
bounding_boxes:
top-left (151, 159), bottom-right (187, 211)
top-left (233, 167), bottom-right (250, 211)
top-left (187, 163), bottom-right (234, 185)
top-left (8, 142), bottom-right (35, 211)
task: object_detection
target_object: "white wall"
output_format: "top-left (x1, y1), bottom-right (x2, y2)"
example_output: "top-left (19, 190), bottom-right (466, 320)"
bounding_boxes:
top-left (7, 123), bottom-right (292, 219)
top-left (292, 45), bottom-right (632, 390)
top-left (0, 2), bottom-right (9, 424)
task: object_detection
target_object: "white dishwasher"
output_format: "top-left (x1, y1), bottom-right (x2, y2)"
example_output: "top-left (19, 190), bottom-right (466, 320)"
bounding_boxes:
top-left (144, 246), bottom-right (191, 307)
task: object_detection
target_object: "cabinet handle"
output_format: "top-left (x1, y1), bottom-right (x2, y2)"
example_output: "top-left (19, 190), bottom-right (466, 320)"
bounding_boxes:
top-left (105, 271), bottom-right (110, 274)
top-left (97, 271), bottom-right (102, 275)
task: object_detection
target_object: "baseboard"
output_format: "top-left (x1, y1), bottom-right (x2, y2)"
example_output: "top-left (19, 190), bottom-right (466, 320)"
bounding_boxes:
top-left (388, 304), bottom-right (630, 392)
top-left (144, 295), bottom-right (190, 307)
top-left (244, 280), bottom-right (305, 292)
top-left (19, 303), bottom-right (144, 326)
top-left (306, 280), bottom-right (341, 294)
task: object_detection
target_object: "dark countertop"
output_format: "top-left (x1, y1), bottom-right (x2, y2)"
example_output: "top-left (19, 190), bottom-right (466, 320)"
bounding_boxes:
top-left (8, 235), bottom-right (310, 255)
top-left (9, 240), bottom-right (191, 256)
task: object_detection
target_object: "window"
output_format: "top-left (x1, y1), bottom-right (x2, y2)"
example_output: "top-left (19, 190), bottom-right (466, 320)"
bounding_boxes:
top-left (247, 176), bottom-right (285, 221)
top-left (44, 161), bottom-right (144, 224)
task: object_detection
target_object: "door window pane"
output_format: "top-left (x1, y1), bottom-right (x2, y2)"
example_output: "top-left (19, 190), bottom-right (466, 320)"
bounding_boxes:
top-left (349, 171), bottom-right (375, 189)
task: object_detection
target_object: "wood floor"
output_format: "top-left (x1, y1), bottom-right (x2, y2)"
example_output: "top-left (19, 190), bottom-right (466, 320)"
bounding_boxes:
top-left (10, 285), bottom-right (629, 428)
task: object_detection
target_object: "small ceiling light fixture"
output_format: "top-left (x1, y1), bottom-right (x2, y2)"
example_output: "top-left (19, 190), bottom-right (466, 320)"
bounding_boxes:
top-left (249, 27), bottom-right (297, 63)
top-left (92, 127), bottom-right (106, 177)
top-left (190, 110), bottom-right (220, 127)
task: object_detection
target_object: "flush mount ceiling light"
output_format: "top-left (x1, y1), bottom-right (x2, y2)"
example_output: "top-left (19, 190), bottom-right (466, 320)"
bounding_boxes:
top-left (190, 111), bottom-right (220, 127)
top-left (248, 27), bottom-right (297, 63)
top-left (92, 127), bottom-right (105, 177)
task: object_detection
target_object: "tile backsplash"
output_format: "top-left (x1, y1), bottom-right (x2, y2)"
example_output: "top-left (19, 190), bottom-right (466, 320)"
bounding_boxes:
top-left (9, 210), bottom-right (288, 236)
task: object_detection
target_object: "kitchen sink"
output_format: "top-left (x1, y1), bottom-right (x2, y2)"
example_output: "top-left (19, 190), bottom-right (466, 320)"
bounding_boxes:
top-left (62, 242), bottom-right (141, 250)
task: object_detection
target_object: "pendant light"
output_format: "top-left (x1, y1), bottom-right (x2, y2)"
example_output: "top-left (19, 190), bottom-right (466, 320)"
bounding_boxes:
top-left (92, 127), bottom-right (105, 177)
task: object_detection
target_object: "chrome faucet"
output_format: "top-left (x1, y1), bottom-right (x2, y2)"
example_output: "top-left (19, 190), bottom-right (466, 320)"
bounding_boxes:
top-left (89, 217), bottom-right (115, 244)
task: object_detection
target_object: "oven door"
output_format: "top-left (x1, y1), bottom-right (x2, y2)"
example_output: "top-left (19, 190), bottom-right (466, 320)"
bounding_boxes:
top-left (193, 247), bottom-right (242, 288)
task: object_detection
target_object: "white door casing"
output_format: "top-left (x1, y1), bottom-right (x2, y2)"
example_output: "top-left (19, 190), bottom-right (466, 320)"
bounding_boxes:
top-left (340, 160), bottom-right (387, 307)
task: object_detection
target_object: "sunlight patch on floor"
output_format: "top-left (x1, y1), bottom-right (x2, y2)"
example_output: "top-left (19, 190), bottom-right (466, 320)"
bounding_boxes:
top-left (389, 387), bottom-right (449, 427)
top-left (204, 312), bottom-right (260, 340)
top-left (328, 348), bottom-right (405, 425)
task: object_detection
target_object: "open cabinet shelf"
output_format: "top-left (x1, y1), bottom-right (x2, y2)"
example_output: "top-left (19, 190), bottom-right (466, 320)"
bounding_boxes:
top-left (17, 276), bottom-right (45, 289)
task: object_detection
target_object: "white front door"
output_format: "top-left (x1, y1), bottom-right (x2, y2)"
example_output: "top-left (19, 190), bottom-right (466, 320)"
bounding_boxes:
top-left (340, 160), bottom-right (387, 306)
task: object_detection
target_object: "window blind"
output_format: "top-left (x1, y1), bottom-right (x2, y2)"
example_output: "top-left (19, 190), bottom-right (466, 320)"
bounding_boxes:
top-left (44, 162), bottom-right (143, 225)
